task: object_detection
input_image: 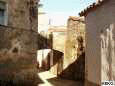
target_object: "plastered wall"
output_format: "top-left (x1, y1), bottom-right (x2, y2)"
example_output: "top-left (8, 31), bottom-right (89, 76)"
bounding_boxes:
top-left (85, 0), bottom-right (115, 85)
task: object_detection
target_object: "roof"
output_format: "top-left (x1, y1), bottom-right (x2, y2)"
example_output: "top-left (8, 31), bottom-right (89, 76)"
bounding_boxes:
top-left (68, 16), bottom-right (84, 22)
top-left (79, 0), bottom-right (108, 16)
top-left (48, 29), bottom-right (66, 32)
top-left (48, 26), bottom-right (67, 32)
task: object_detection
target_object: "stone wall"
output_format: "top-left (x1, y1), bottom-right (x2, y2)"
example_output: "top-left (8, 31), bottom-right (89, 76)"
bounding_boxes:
top-left (52, 31), bottom-right (66, 53)
top-left (0, 0), bottom-right (39, 85)
top-left (50, 32), bottom-right (66, 75)
top-left (0, 26), bottom-right (39, 86)
top-left (48, 26), bottom-right (67, 52)
top-left (1, 0), bottom-right (38, 31)
top-left (85, 0), bottom-right (115, 85)
top-left (0, 25), bottom-right (38, 54)
top-left (0, 52), bottom-right (38, 86)
top-left (48, 27), bottom-right (66, 75)
top-left (61, 17), bottom-right (85, 81)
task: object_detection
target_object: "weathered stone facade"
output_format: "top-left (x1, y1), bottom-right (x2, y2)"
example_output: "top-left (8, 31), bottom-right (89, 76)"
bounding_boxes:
top-left (48, 26), bottom-right (67, 52)
top-left (0, 26), bottom-right (38, 53)
top-left (48, 26), bottom-right (66, 75)
top-left (0, 0), bottom-right (39, 85)
top-left (0, 0), bottom-right (38, 31)
top-left (80, 0), bottom-right (115, 85)
top-left (61, 17), bottom-right (85, 81)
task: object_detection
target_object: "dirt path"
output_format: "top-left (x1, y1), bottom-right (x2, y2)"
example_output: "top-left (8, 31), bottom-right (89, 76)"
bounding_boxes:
top-left (37, 71), bottom-right (83, 86)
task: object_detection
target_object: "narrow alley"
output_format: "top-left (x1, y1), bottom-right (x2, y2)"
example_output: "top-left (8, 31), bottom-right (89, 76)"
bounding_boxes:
top-left (38, 71), bottom-right (83, 86)
top-left (0, 0), bottom-right (115, 86)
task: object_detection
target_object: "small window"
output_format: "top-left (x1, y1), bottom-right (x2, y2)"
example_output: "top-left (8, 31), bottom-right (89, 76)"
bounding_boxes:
top-left (0, 9), bottom-right (5, 25)
top-left (0, 1), bottom-right (6, 25)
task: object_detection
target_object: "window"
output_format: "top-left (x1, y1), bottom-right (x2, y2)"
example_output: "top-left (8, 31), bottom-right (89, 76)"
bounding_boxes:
top-left (0, 9), bottom-right (5, 25)
top-left (0, 1), bottom-right (6, 25)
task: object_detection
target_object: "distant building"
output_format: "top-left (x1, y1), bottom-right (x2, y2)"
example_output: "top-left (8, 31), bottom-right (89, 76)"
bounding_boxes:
top-left (62, 16), bottom-right (85, 81)
top-left (48, 26), bottom-right (66, 75)
top-left (80, 0), bottom-right (115, 86)
top-left (48, 26), bottom-right (67, 52)
top-left (37, 25), bottom-right (67, 73)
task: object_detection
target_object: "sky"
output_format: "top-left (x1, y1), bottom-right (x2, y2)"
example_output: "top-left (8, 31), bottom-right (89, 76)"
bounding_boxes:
top-left (39, 0), bottom-right (96, 26)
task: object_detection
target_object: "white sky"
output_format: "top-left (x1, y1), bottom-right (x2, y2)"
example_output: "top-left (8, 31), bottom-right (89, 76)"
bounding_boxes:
top-left (39, 0), bottom-right (96, 26)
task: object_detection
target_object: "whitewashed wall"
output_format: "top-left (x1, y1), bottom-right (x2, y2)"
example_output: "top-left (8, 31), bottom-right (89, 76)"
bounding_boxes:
top-left (85, 0), bottom-right (115, 85)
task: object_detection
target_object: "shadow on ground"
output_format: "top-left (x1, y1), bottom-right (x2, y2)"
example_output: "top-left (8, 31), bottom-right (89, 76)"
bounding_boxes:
top-left (0, 53), bottom-right (44, 86)
top-left (46, 52), bottom-right (85, 86)
top-left (59, 52), bottom-right (85, 81)
top-left (47, 77), bottom-right (84, 86)
top-left (0, 74), bottom-right (43, 86)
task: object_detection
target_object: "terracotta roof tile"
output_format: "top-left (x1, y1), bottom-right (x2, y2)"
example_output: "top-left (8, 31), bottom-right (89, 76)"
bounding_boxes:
top-left (79, 0), bottom-right (108, 16)
top-left (68, 16), bottom-right (84, 21)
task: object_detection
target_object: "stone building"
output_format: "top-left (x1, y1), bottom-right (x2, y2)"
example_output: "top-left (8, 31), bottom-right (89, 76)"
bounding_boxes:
top-left (61, 16), bottom-right (85, 81)
top-left (48, 26), bottom-right (66, 52)
top-left (0, 0), bottom-right (39, 85)
top-left (79, 0), bottom-right (115, 86)
top-left (48, 26), bottom-right (66, 75)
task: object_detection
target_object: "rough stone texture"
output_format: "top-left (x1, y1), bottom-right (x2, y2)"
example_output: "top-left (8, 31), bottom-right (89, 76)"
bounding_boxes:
top-left (62, 17), bottom-right (85, 81)
top-left (84, 0), bottom-right (115, 85)
top-left (0, 0), bottom-right (38, 31)
top-left (0, 0), bottom-right (39, 85)
top-left (52, 32), bottom-right (66, 52)
top-left (0, 28), bottom-right (39, 85)
top-left (0, 52), bottom-right (38, 86)
top-left (8, 0), bottom-right (38, 31)
top-left (0, 26), bottom-right (38, 53)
